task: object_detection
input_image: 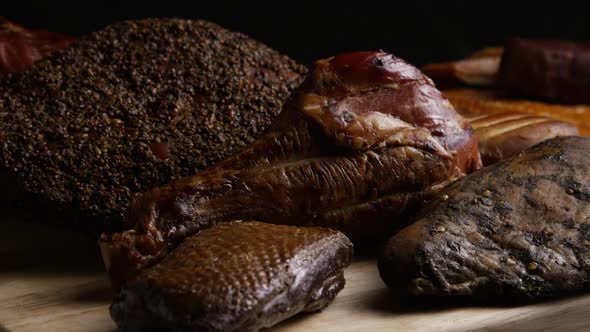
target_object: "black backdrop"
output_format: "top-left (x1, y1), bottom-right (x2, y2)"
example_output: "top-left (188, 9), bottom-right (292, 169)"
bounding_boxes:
top-left (4, 2), bottom-right (590, 66)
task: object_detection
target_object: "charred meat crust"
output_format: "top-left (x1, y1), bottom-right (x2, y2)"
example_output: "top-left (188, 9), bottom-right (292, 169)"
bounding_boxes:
top-left (0, 18), bottom-right (305, 229)
top-left (379, 136), bottom-right (590, 302)
top-left (110, 221), bottom-right (353, 332)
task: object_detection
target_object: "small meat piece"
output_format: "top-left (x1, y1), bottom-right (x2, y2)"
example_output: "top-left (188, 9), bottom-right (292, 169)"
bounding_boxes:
top-left (379, 136), bottom-right (590, 301)
top-left (0, 17), bottom-right (74, 75)
top-left (465, 111), bottom-right (578, 165)
top-left (445, 88), bottom-right (590, 137)
top-left (110, 221), bottom-right (353, 332)
top-left (422, 47), bottom-right (502, 87)
top-left (0, 18), bottom-right (305, 229)
top-left (498, 38), bottom-right (590, 104)
top-left (100, 51), bottom-right (481, 288)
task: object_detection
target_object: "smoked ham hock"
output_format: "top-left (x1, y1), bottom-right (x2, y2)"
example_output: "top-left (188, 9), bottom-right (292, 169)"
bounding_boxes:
top-left (100, 51), bottom-right (481, 288)
top-left (379, 136), bottom-right (590, 301)
top-left (111, 221), bottom-right (353, 332)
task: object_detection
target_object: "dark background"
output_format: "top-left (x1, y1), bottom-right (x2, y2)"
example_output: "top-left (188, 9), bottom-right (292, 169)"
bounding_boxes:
top-left (4, 2), bottom-right (590, 66)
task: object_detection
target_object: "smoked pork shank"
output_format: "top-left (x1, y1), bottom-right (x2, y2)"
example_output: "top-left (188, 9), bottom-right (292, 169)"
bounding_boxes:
top-left (380, 136), bottom-right (590, 301)
top-left (100, 51), bottom-right (481, 288)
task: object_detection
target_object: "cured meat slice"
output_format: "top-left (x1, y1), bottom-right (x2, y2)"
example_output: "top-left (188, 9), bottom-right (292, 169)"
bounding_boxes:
top-left (464, 111), bottom-right (578, 165)
top-left (445, 88), bottom-right (590, 137)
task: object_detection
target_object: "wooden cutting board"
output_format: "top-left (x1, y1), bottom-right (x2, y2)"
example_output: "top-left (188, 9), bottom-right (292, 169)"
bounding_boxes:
top-left (2, 216), bottom-right (590, 332)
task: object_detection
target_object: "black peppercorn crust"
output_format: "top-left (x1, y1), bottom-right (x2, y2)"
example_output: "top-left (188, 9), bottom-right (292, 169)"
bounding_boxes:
top-left (0, 18), bottom-right (305, 229)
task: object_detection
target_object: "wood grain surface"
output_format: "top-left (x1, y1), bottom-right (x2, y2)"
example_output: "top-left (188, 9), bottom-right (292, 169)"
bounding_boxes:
top-left (1, 215), bottom-right (590, 332)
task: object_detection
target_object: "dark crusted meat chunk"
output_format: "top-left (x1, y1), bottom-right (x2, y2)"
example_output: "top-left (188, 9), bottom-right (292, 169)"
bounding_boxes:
top-left (111, 221), bottom-right (353, 332)
top-left (498, 38), bottom-right (590, 104)
top-left (379, 136), bottom-right (590, 301)
top-left (0, 18), bottom-right (304, 229)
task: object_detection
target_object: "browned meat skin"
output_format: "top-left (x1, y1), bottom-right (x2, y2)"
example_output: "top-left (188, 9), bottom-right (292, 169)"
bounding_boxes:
top-left (499, 38), bottom-right (590, 104)
top-left (100, 51), bottom-right (481, 288)
top-left (379, 136), bottom-right (590, 301)
top-left (0, 17), bottom-right (74, 75)
top-left (464, 111), bottom-right (579, 165)
top-left (445, 88), bottom-right (590, 137)
top-left (110, 221), bottom-right (353, 332)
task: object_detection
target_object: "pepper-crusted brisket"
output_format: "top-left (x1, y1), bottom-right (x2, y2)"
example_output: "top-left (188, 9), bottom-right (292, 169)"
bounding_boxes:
top-left (0, 18), bottom-right (305, 230)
